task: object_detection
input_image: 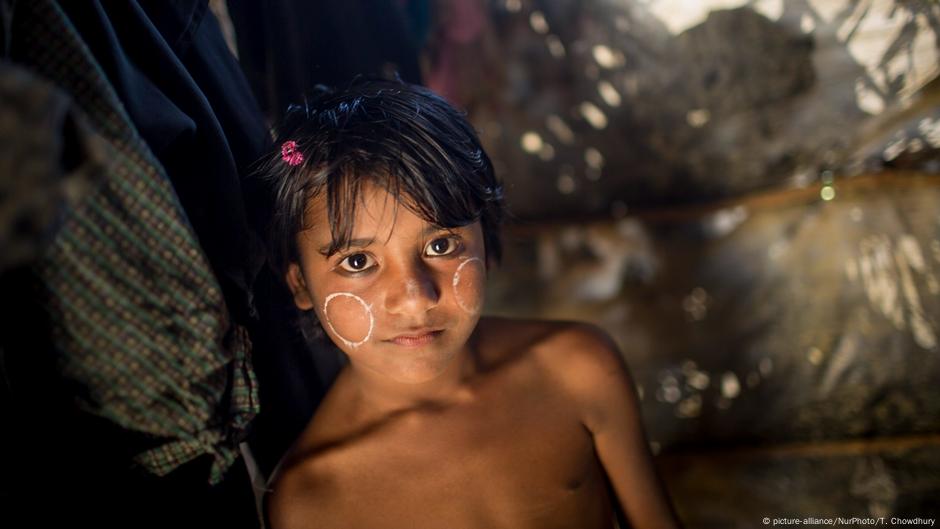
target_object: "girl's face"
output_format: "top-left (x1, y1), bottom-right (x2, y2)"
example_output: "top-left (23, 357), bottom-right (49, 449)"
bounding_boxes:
top-left (285, 182), bottom-right (487, 384)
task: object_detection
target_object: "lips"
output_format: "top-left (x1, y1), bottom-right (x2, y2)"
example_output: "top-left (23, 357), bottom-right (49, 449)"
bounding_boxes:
top-left (386, 329), bottom-right (443, 347)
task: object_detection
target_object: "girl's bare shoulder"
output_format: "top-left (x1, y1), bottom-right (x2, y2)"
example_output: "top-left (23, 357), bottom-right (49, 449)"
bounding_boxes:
top-left (475, 316), bottom-right (626, 383)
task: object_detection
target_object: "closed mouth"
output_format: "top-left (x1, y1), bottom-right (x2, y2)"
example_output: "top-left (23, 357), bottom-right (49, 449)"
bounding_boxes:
top-left (386, 329), bottom-right (443, 347)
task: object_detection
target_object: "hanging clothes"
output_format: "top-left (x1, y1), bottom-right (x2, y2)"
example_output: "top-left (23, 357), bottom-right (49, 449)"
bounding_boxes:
top-left (1, 1), bottom-right (261, 527)
top-left (227, 0), bottom-right (426, 121)
top-left (3, 0), bottom-right (259, 486)
top-left (57, 0), bottom-right (269, 323)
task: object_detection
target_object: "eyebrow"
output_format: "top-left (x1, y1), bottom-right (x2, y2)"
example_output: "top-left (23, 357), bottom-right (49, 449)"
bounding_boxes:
top-left (422, 224), bottom-right (456, 237)
top-left (316, 226), bottom-right (459, 256)
top-left (317, 237), bottom-right (376, 256)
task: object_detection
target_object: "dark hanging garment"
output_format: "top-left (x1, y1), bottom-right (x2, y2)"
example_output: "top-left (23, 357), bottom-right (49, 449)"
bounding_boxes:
top-left (227, 0), bottom-right (425, 120)
top-left (1, 1), bottom-right (261, 527)
top-left (56, 0), bottom-right (269, 322)
top-left (76, 0), bottom-right (342, 480)
top-left (2, 0), bottom-right (339, 516)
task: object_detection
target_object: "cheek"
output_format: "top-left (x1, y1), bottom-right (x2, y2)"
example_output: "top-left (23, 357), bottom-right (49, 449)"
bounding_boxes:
top-left (452, 257), bottom-right (485, 314)
top-left (322, 292), bottom-right (374, 347)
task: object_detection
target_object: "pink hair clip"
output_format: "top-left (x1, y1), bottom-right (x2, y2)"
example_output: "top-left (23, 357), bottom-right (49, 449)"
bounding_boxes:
top-left (281, 140), bottom-right (304, 166)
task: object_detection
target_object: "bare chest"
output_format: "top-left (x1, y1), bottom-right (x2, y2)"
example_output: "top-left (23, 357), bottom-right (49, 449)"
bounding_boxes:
top-left (310, 387), bottom-right (613, 528)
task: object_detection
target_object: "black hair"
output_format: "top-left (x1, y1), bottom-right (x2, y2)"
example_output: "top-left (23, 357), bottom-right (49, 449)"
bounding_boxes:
top-left (260, 78), bottom-right (505, 280)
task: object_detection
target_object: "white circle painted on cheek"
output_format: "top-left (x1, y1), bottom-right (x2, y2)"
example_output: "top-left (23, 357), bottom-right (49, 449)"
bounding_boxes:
top-left (452, 257), bottom-right (485, 314)
top-left (323, 292), bottom-right (374, 348)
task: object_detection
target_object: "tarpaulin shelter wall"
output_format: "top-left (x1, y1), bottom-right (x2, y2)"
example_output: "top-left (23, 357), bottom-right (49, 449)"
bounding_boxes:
top-left (439, 1), bottom-right (940, 525)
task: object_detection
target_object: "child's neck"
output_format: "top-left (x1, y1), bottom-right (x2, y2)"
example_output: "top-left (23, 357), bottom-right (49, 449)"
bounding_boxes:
top-left (347, 342), bottom-right (480, 420)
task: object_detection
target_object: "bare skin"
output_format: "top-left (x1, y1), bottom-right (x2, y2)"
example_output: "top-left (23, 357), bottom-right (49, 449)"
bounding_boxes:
top-left (272, 183), bottom-right (680, 529)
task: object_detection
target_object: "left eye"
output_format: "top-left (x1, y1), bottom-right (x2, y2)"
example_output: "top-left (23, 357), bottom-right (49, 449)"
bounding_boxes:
top-left (425, 237), bottom-right (458, 257)
top-left (338, 253), bottom-right (375, 273)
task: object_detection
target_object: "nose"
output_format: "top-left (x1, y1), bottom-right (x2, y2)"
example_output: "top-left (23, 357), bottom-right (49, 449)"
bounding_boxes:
top-left (382, 259), bottom-right (440, 317)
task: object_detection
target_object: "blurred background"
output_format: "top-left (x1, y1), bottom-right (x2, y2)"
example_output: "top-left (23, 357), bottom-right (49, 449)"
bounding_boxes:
top-left (403, 1), bottom-right (940, 525)
top-left (2, 0), bottom-right (939, 527)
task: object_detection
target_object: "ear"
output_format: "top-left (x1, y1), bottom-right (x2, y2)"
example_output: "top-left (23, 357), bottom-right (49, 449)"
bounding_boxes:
top-left (285, 263), bottom-right (315, 310)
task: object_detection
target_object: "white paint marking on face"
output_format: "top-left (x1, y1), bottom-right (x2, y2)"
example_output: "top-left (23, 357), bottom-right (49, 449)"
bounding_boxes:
top-left (323, 292), bottom-right (374, 348)
top-left (452, 257), bottom-right (484, 314)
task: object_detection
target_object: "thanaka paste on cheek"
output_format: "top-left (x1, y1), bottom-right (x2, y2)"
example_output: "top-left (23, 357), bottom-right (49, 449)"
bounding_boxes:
top-left (452, 257), bottom-right (485, 314)
top-left (323, 292), bottom-right (374, 348)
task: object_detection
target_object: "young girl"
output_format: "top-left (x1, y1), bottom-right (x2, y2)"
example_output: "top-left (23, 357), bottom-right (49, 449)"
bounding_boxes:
top-left (260, 79), bottom-right (680, 529)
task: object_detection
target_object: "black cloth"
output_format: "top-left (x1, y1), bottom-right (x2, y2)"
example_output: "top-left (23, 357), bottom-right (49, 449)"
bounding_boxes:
top-left (57, 0), bottom-right (340, 481)
top-left (0, 1), bottom-right (330, 527)
top-left (0, 18), bottom-right (259, 529)
top-left (227, 0), bottom-right (424, 121)
top-left (58, 0), bottom-right (268, 323)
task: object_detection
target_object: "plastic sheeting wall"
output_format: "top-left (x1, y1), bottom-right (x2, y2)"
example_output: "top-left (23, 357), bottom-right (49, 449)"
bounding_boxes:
top-left (440, 0), bottom-right (940, 526)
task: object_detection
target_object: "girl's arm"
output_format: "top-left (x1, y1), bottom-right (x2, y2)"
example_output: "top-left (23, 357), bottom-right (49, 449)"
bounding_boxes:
top-left (558, 324), bottom-right (682, 529)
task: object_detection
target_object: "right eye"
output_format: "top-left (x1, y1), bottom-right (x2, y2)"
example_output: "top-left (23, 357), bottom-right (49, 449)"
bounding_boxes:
top-left (425, 236), bottom-right (461, 257)
top-left (338, 253), bottom-right (375, 273)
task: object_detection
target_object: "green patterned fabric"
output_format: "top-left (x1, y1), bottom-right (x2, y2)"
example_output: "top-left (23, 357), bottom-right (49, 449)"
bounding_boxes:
top-left (9, 0), bottom-right (258, 484)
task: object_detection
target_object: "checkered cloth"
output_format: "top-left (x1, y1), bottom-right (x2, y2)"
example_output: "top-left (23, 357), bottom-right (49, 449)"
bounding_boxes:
top-left (6, 0), bottom-right (259, 485)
